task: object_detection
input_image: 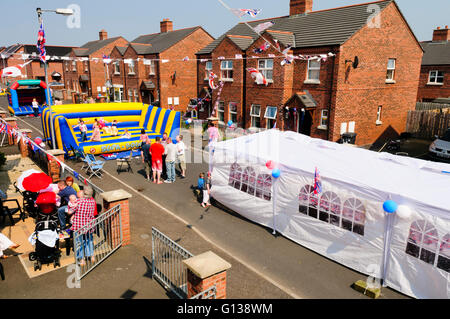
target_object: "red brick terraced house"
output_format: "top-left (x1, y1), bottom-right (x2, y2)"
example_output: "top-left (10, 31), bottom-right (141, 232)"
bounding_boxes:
top-left (196, 0), bottom-right (423, 146)
top-left (63, 30), bottom-right (128, 101)
top-left (417, 26), bottom-right (450, 104)
top-left (108, 19), bottom-right (214, 111)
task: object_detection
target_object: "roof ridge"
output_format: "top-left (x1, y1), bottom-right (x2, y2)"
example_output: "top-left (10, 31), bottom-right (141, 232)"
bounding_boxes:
top-left (310, 0), bottom-right (392, 15)
top-left (135, 26), bottom-right (199, 38)
top-left (227, 35), bottom-right (253, 39)
top-left (266, 30), bottom-right (293, 35)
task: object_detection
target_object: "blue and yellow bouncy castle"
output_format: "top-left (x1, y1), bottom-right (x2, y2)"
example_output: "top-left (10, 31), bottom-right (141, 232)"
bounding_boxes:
top-left (41, 103), bottom-right (181, 155)
top-left (7, 80), bottom-right (52, 116)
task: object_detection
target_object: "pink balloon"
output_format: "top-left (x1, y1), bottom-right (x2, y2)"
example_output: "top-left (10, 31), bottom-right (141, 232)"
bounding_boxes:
top-left (266, 160), bottom-right (275, 169)
top-left (34, 137), bottom-right (42, 145)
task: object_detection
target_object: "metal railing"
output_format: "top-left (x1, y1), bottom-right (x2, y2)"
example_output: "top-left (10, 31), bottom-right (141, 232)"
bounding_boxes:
top-left (74, 204), bottom-right (123, 280)
top-left (151, 227), bottom-right (194, 299)
top-left (190, 285), bottom-right (217, 299)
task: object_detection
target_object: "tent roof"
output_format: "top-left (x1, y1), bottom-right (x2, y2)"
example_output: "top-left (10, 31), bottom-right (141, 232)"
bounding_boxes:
top-left (214, 129), bottom-right (450, 215)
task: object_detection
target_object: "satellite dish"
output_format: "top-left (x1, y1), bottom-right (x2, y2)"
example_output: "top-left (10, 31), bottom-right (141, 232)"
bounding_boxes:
top-left (353, 56), bottom-right (359, 69)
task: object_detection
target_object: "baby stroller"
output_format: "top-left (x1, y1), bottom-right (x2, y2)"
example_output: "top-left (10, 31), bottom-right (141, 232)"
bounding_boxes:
top-left (14, 182), bottom-right (38, 219)
top-left (35, 192), bottom-right (58, 222)
top-left (28, 220), bottom-right (61, 270)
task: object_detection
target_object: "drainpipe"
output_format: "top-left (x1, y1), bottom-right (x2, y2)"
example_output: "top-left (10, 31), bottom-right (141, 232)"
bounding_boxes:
top-left (242, 51), bottom-right (247, 129)
top-left (327, 47), bottom-right (339, 142)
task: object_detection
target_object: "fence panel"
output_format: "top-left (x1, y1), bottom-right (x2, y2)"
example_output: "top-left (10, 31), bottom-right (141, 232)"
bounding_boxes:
top-left (151, 227), bottom-right (194, 299)
top-left (416, 102), bottom-right (450, 111)
top-left (74, 204), bottom-right (123, 280)
top-left (406, 110), bottom-right (450, 140)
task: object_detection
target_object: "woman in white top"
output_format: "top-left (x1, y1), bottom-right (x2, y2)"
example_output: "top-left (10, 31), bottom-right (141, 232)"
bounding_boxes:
top-left (32, 98), bottom-right (39, 117)
top-left (176, 135), bottom-right (186, 178)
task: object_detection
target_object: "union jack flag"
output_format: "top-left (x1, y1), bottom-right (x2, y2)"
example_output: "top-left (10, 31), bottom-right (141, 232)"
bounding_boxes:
top-left (0, 121), bottom-right (6, 133)
top-left (313, 167), bottom-right (322, 195)
top-left (231, 8), bottom-right (261, 18)
top-left (102, 54), bottom-right (112, 64)
top-left (209, 71), bottom-right (218, 90)
top-left (37, 22), bottom-right (46, 63)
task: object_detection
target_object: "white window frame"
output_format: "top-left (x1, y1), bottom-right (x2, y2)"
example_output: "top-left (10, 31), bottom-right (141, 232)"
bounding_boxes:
top-left (428, 70), bottom-right (444, 85)
top-left (128, 60), bottom-right (135, 75)
top-left (264, 106), bottom-right (277, 128)
top-left (149, 60), bottom-right (156, 75)
top-left (84, 61), bottom-right (88, 72)
top-left (305, 59), bottom-right (321, 84)
top-left (134, 89), bottom-right (139, 102)
top-left (318, 109), bottom-right (328, 130)
top-left (218, 101), bottom-right (225, 123)
top-left (114, 62), bottom-right (120, 75)
top-left (258, 59), bottom-right (273, 82)
top-left (376, 106), bottom-right (382, 125)
top-left (250, 104), bottom-right (261, 128)
top-left (220, 60), bottom-right (233, 81)
top-left (205, 61), bottom-right (212, 80)
top-left (65, 62), bottom-right (68, 72)
top-left (386, 58), bottom-right (396, 83)
top-left (128, 89), bottom-right (132, 101)
top-left (229, 102), bottom-right (238, 123)
top-left (72, 60), bottom-right (76, 72)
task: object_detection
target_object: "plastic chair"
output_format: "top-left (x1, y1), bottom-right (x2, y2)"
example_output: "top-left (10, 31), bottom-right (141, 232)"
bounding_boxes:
top-left (0, 197), bottom-right (25, 226)
top-left (85, 155), bottom-right (105, 179)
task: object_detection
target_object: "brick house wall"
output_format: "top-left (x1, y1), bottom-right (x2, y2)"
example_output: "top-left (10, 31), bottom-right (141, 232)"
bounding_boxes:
top-left (122, 46), bottom-right (140, 102)
top-left (159, 28), bottom-right (214, 112)
top-left (109, 46), bottom-right (126, 97)
top-left (196, 54), bottom-right (212, 119)
top-left (417, 65), bottom-right (450, 101)
top-left (334, 2), bottom-right (423, 146)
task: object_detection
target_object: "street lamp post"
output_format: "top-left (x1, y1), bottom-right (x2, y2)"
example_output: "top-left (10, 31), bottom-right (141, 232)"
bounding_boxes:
top-left (36, 7), bottom-right (73, 149)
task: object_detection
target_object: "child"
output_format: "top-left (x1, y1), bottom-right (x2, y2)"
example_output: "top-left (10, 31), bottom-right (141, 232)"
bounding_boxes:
top-left (68, 194), bottom-right (78, 224)
top-left (73, 119), bottom-right (88, 142)
top-left (201, 172), bottom-right (211, 208)
top-left (99, 117), bottom-right (112, 135)
top-left (111, 120), bottom-right (119, 136)
top-left (140, 129), bottom-right (148, 145)
top-left (122, 129), bottom-right (132, 139)
top-left (90, 119), bottom-right (101, 142)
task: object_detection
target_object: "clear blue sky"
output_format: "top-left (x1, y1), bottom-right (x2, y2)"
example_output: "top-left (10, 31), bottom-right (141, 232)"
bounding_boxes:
top-left (2, 0), bottom-right (449, 47)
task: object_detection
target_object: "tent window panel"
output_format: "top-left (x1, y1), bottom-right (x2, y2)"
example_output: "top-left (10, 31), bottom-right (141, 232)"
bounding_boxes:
top-left (406, 242), bottom-right (420, 258)
top-left (299, 185), bottom-right (312, 215)
top-left (241, 167), bottom-right (256, 196)
top-left (437, 234), bottom-right (450, 273)
top-left (256, 174), bottom-right (272, 201)
top-left (406, 220), bottom-right (439, 266)
top-left (342, 198), bottom-right (365, 236)
top-left (229, 163), bottom-right (242, 190)
top-left (319, 191), bottom-right (341, 226)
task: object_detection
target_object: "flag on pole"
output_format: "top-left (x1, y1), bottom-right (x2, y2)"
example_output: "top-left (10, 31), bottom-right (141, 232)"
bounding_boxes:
top-left (247, 68), bottom-right (268, 86)
top-left (253, 42), bottom-right (270, 54)
top-left (313, 167), bottom-right (322, 195)
top-left (231, 8), bottom-right (261, 18)
top-left (252, 21), bottom-right (274, 34)
top-left (37, 22), bottom-right (46, 63)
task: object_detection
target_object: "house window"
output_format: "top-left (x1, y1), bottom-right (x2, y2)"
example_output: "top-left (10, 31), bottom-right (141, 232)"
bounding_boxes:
top-left (376, 106), bottom-right (382, 124)
top-left (228, 163), bottom-right (242, 190)
top-left (128, 60), bottom-right (135, 75)
top-left (318, 191), bottom-right (341, 226)
top-left (114, 62), bottom-right (120, 75)
top-left (205, 61), bottom-right (212, 80)
top-left (72, 60), bottom-right (76, 72)
top-left (128, 89), bottom-right (132, 101)
top-left (258, 59), bottom-right (273, 81)
top-left (386, 58), bottom-right (396, 82)
top-left (250, 104), bottom-right (261, 128)
top-left (406, 220), bottom-right (439, 266)
top-left (134, 89), bottom-right (139, 102)
top-left (438, 234), bottom-right (450, 273)
top-left (84, 61), bottom-right (88, 72)
top-left (220, 60), bottom-right (233, 81)
top-left (320, 109), bottom-right (328, 128)
top-left (229, 102), bottom-right (237, 123)
top-left (298, 185), bottom-right (319, 218)
top-left (218, 101), bottom-right (225, 123)
top-left (428, 70), bottom-right (444, 84)
top-left (241, 167), bottom-right (256, 196)
top-left (264, 106), bottom-right (277, 129)
top-left (307, 59), bottom-right (321, 82)
top-left (342, 198), bottom-right (365, 236)
top-left (65, 62), bottom-right (68, 72)
top-left (149, 60), bottom-right (156, 75)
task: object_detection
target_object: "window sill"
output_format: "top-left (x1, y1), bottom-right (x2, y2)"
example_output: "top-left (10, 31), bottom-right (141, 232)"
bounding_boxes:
top-left (220, 79), bottom-right (234, 82)
top-left (304, 79), bottom-right (321, 85)
top-left (114, 73), bottom-right (121, 76)
top-left (426, 82), bottom-right (444, 86)
top-left (385, 80), bottom-right (396, 84)
top-left (128, 73), bottom-right (136, 76)
top-left (317, 125), bottom-right (327, 131)
top-left (376, 121), bottom-right (383, 126)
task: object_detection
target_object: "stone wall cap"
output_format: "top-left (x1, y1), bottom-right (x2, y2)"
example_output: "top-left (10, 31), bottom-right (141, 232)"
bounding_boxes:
top-left (182, 251), bottom-right (231, 279)
top-left (101, 189), bottom-right (132, 202)
top-left (0, 110), bottom-right (7, 113)
top-left (18, 129), bottom-right (32, 133)
top-left (4, 117), bottom-right (17, 121)
top-left (47, 149), bottom-right (66, 156)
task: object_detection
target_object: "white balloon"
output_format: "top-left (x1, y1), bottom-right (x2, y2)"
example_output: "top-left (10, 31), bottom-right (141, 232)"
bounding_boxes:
top-left (396, 205), bottom-right (412, 219)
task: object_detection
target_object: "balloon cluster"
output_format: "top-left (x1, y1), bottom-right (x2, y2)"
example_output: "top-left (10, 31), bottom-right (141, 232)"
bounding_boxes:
top-left (185, 118), bottom-right (192, 126)
top-left (266, 161), bottom-right (281, 178)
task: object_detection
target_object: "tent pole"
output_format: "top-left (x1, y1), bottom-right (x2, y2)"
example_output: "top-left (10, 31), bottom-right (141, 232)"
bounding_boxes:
top-left (272, 179), bottom-right (277, 235)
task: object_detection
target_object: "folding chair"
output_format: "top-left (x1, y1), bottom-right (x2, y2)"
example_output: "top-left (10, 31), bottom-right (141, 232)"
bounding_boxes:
top-left (0, 261), bottom-right (4, 280)
top-left (0, 197), bottom-right (25, 226)
top-left (85, 155), bottom-right (105, 179)
top-left (116, 151), bottom-right (133, 174)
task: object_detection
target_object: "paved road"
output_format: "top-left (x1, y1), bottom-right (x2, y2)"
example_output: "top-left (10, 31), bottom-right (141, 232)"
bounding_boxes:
top-left (3, 101), bottom-right (409, 299)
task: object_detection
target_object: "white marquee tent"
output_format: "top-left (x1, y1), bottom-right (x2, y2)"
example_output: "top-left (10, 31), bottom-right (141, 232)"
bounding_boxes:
top-left (211, 129), bottom-right (450, 299)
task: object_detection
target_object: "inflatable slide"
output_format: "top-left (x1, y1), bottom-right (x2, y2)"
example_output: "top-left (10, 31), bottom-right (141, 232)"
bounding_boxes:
top-left (7, 80), bottom-right (52, 116)
top-left (41, 103), bottom-right (181, 155)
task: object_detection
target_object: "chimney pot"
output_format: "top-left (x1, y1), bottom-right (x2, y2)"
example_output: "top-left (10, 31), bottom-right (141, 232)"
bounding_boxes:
top-left (433, 26), bottom-right (450, 42)
top-left (290, 0), bottom-right (313, 16)
top-left (160, 19), bottom-right (173, 33)
top-left (99, 30), bottom-right (108, 40)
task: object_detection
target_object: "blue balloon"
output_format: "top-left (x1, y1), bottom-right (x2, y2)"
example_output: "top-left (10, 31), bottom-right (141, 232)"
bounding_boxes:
top-left (272, 168), bottom-right (281, 178)
top-left (227, 120), bottom-right (233, 127)
top-left (185, 120), bottom-right (190, 125)
top-left (383, 200), bottom-right (398, 213)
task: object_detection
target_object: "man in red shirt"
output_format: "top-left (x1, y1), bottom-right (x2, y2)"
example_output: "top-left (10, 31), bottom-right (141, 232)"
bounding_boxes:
top-left (150, 136), bottom-right (165, 184)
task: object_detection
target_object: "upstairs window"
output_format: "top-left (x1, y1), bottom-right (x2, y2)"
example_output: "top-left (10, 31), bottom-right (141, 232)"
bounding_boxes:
top-left (149, 60), bottom-right (156, 75)
top-left (220, 60), bottom-right (233, 81)
top-left (128, 60), bottom-right (135, 75)
top-left (428, 70), bottom-right (444, 84)
top-left (205, 61), bottom-right (212, 80)
top-left (72, 60), bottom-right (76, 72)
top-left (258, 59), bottom-right (273, 81)
top-left (114, 62), bottom-right (120, 75)
top-left (307, 59), bottom-right (321, 82)
top-left (84, 61), bottom-right (88, 72)
top-left (386, 58), bottom-right (396, 82)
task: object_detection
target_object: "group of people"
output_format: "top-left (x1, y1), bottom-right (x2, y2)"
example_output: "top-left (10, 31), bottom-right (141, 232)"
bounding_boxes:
top-left (140, 132), bottom-right (186, 184)
top-left (73, 118), bottom-right (120, 142)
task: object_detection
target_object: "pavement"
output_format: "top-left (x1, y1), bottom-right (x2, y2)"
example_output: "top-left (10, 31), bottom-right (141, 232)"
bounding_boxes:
top-left (0, 99), bottom-right (413, 299)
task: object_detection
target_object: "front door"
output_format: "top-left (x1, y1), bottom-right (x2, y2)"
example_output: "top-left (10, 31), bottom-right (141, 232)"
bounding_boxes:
top-left (298, 109), bottom-right (313, 136)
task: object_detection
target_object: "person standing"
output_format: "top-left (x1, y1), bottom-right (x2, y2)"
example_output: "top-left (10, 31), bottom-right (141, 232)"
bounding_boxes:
top-left (73, 119), bottom-right (88, 142)
top-left (90, 119), bottom-right (101, 142)
top-left (32, 98), bottom-right (39, 117)
top-left (176, 135), bottom-right (186, 178)
top-left (141, 138), bottom-right (152, 181)
top-left (164, 137), bottom-right (177, 184)
top-left (207, 122), bottom-right (219, 174)
top-left (71, 185), bottom-right (96, 266)
top-left (201, 172), bottom-right (211, 208)
top-left (150, 137), bottom-right (165, 184)
top-left (161, 132), bottom-right (168, 180)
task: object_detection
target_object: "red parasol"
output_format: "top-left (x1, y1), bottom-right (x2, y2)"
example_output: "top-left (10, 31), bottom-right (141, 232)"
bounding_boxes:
top-left (21, 172), bottom-right (53, 193)
top-left (35, 192), bottom-right (56, 214)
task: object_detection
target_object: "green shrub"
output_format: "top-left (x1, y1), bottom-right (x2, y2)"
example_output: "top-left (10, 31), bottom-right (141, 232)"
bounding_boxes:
top-left (0, 152), bottom-right (6, 168)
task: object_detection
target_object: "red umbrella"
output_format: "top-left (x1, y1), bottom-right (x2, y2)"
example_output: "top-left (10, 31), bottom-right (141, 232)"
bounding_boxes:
top-left (21, 172), bottom-right (53, 193)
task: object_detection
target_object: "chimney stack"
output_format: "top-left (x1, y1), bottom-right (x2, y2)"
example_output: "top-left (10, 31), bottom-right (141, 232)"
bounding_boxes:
top-left (290, 0), bottom-right (313, 16)
top-left (160, 19), bottom-right (173, 33)
top-left (432, 26), bottom-right (450, 42)
top-left (99, 29), bottom-right (108, 41)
